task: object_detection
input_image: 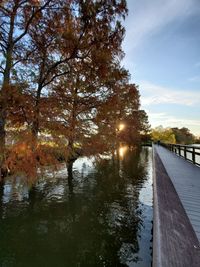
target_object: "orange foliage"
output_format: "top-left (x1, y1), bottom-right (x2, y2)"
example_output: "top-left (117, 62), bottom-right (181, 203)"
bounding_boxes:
top-left (5, 140), bottom-right (60, 181)
top-left (0, 1), bottom-right (150, 181)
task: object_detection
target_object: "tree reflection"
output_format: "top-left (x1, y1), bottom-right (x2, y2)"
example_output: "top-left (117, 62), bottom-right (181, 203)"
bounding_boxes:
top-left (0, 148), bottom-right (152, 267)
top-left (0, 180), bottom-right (4, 219)
top-left (68, 171), bottom-right (74, 195)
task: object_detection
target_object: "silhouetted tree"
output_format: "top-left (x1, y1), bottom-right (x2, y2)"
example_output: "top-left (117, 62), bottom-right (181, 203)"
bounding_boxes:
top-left (171, 127), bottom-right (195, 144)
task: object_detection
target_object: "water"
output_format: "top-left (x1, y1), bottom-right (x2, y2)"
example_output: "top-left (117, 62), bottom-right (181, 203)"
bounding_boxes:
top-left (178, 144), bottom-right (200, 165)
top-left (0, 147), bottom-right (152, 267)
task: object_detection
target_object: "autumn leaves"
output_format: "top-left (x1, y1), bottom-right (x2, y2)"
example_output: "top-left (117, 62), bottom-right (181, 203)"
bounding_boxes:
top-left (0, 1), bottom-right (149, 178)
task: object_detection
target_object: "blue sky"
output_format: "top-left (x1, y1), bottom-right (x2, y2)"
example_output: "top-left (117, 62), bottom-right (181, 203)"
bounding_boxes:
top-left (122, 0), bottom-right (200, 136)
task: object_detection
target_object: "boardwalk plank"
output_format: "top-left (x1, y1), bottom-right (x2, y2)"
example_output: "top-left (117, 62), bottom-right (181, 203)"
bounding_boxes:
top-left (187, 210), bottom-right (200, 217)
top-left (155, 145), bottom-right (200, 242)
top-left (153, 147), bottom-right (200, 267)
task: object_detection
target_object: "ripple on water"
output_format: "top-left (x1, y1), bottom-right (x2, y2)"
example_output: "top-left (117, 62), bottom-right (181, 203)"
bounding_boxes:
top-left (0, 147), bottom-right (153, 267)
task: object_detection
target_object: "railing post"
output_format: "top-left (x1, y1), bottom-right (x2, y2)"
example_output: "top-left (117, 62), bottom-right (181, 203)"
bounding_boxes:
top-left (184, 146), bottom-right (187, 159)
top-left (192, 147), bottom-right (195, 164)
top-left (166, 143), bottom-right (198, 166)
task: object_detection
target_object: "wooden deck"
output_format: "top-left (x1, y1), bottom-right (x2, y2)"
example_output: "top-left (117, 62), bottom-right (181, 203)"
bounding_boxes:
top-left (155, 145), bottom-right (200, 240)
top-left (153, 144), bottom-right (200, 267)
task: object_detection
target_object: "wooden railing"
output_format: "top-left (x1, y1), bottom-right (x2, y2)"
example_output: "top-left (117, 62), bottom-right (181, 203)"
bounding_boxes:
top-left (160, 143), bottom-right (200, 167)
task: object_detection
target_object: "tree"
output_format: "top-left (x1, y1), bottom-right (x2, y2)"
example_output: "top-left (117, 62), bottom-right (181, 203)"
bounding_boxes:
top-left (151, 126), bottom-right (176, 144)
top-left (47, 59), bottom-right (129, 175)
top-left (0, 1), bottom-right (151, 180)
top-left (0, 0), bottom-right (53, 176)
top-left (139, 111), bottom-right (151, 143)
top-left (195, 137), bottom-right (200, 144)
top-left (171, 127), bottom-right (195, 145)
top-left (95, 83), bottom-right (149, 151)
top-left (1, 0), bottom-right (129, 177)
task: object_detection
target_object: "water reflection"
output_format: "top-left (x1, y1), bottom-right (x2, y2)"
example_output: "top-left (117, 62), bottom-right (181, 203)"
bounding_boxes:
top-left (0, 147), bottom-right (152, 267)
top-left (118, 145), bottom-right (128, 159)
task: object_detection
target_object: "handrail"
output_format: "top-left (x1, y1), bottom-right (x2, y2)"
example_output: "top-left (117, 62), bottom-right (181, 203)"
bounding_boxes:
top-left (160, 143), bottom-right (200, 167)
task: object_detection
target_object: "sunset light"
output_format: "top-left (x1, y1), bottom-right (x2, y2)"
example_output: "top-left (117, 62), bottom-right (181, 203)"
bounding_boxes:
top-left (118, 123), bottom-right (125, 131)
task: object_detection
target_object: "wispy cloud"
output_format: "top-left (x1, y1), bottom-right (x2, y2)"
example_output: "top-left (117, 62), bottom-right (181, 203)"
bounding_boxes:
top-left (140, 81), bottom-right (200, 106)
top-left (149, 112), bottom-right (200, 126)
top-left (121, 1), bottom-right (200, 135)
top-left (124, 0), bottom-right (200, 52)
top-left (148, 112), bottom-right (200, 135)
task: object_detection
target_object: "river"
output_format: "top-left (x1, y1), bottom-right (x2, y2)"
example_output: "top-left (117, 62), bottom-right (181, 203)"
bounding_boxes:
top-left (0, 147), bottom-right (152, 267)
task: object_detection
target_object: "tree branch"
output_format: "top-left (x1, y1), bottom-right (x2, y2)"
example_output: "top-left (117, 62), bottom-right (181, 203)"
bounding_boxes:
top-left (0, 42), bottom-right (6, 55)
top-left (0, 6), bottom-right (9, 16)
top-left (12, 48), bottom-right (37, 67)
top-left (0, 21), bottom-right (9, 35)
top-left (42, 69), bottom-right (70, 88)
top-left (19, 105), bottom-right (30, 126)
top-left (14, 0), bottom-right (53, 44)
top-left (40, 20), bottom-right (89, 85)
top-left (0, 65), bottom-right (4, 73)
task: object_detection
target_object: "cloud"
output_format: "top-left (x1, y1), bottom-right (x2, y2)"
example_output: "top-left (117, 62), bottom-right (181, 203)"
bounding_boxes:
top-left (149, 112), bottom-right (200, 126)
top-left (138, 82), bottom-right (200, 134)
top-left (123, 0), bottom-right (200, 52)
top-left (139, 81), bottom-right (200, 106)
top-left (148, 112), bottom-right (200, 135)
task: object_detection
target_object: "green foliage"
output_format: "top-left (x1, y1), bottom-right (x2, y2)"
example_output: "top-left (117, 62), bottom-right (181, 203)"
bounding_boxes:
top-left (171, 127), bottom-right (195, 145)
top-left (151, 126), bottom-right (176, 144)
top-left (195, 137), bottom-right (200, 144)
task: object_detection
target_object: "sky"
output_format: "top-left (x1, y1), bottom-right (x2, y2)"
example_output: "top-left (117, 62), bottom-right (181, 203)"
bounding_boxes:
top-left (122, 0), bottom-right (200, 136)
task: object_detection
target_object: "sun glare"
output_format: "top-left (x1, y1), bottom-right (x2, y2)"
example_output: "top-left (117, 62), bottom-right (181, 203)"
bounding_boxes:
top-left (119, 123), bottom-right (125, 131)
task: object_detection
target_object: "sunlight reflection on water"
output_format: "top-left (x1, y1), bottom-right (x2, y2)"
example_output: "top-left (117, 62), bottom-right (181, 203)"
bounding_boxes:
top-left (119, 145), bottom-right (128, 158)
top-left (0, 147), bottom-right (153, 267)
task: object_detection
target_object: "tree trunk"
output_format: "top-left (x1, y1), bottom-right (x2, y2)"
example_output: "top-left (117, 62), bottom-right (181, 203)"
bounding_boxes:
top-left (0, 113), bottom-right (6, 178)
top-left (31, 118), bottom-right (39, 150)
top-left (29, 185), bottom-right (37, 210)
top-left (67, 161), bottom-right (73, 180)
top-left (0, 46), bottom-right (13, 177)
top-left (31, 82), bottom-right (43, 154)
top-left (65, 86), bottom-right (78, 178)
top-left (0, 8), bottom-right (15, 176)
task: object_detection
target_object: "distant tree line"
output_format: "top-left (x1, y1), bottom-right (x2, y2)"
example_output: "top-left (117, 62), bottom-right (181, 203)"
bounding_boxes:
top-left (0, 1), bottom-right (150, 178)
top-left (151, 126), bottom-right (198, 145)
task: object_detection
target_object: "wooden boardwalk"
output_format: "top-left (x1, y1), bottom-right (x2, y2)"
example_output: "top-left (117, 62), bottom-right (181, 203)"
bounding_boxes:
top-left (153, 144), bottom-right (200, 267)
top-left (155, 145), bottom-right (200, 240)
